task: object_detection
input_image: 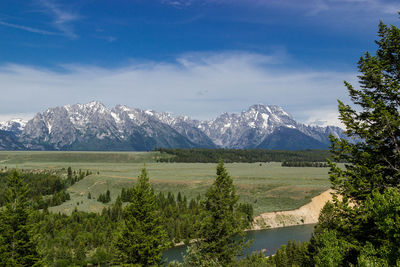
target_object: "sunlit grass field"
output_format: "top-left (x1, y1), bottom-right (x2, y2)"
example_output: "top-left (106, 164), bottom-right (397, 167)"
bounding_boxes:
top-left (0, 151), bottom-right (332, 216)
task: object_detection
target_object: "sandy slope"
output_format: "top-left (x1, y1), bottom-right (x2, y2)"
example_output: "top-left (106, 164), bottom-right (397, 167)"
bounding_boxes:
top-left (252, 189), bottom-right (335, 229)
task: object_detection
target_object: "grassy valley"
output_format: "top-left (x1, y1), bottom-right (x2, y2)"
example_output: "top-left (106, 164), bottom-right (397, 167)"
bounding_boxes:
top-left (0, 151), bottom-right (332, 216)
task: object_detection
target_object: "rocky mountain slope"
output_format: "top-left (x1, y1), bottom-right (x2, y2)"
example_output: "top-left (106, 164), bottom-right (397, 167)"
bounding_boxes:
top-left (0, 101), bottom-right (346, 151)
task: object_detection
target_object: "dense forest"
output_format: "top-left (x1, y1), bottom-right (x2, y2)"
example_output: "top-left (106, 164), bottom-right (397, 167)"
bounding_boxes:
top-left (0, 167), bottom-right (91, 209)
top-left (0, 163), bottom-right (254, 266)
top-left (155, 148), bottom-right (332, 163)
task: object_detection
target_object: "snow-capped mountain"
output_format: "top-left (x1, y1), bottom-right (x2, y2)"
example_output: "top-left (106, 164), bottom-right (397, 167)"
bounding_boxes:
top-left (193, 104), bottom-right (345, 149)
top-left (0, 119), bottom-right (27, 135)
top-left (0, 101), bottom-right (347, 151)
top-left (196, 104), bottom-right (299, 148)
top-left (18, 101), bottom-right (207, 150)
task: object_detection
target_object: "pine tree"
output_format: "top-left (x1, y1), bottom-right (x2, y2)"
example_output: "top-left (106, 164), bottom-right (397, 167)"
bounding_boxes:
top-left (67, 167), bottom-right (72, 180)
top-left (113, 167), bottom-right (169, 266)
top-left (192, 160), bottom-right (247, 265)
top-left (310, 17), bottom-right (400, 265)
top-left (110, 196), bottom-right (123, 222)
top-left (0, 170), bottom-right (40, 266)
top-left (329, 19), bottom-right (400, 201)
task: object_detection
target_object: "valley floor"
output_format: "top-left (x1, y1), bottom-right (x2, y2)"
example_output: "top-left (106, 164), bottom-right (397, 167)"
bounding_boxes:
top-left (0, 151), bottom-right (334, 216)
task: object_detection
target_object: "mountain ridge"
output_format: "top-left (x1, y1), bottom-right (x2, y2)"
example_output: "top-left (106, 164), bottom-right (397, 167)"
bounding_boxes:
top-left (0, 101), bottom-right (346, 151)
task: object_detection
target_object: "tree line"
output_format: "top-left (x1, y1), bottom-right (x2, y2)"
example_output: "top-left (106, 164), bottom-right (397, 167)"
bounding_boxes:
top-left (281, 161), bottom-right (328, 167)
top-left (0, 167), bottom-right (92, 210)
top-left (155, 148), bottom-right (332, 163)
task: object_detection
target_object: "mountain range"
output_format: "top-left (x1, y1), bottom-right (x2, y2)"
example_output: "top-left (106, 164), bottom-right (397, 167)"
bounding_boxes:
top-left (0, 101), bottom-right (346, 151)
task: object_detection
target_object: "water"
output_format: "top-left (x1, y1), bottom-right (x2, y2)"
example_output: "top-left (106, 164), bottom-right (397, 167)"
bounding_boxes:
top-left (163, 223), bottom-right (316, 263)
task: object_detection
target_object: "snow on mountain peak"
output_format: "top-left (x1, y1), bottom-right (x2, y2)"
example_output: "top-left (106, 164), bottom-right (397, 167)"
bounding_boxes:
top-left (0, 119), bottom-right (27, 132)
top-left (1, 101), bottom-right (345, 151)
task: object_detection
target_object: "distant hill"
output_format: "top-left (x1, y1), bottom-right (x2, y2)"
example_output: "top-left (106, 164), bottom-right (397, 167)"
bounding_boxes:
top-left (0, 130), bottom-right (25, 150)
top-left (257, 127), bottom-right (329, 150)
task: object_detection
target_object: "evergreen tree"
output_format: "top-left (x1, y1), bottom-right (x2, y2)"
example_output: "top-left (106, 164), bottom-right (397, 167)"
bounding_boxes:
top-left (110, 196), bottom-right (123, 222)
top-left (113, 167), bottom-right (169, 266)
top-left (67, 167), bottom-right (72, 180)
top-left (309, 18), bottom-right (400, 265)
top-left (329, 19), bottom-right (400, 201)
top-left (193, 160), bottom-right (247, 265)
top-left (0, 170), bottom-right (40, 266)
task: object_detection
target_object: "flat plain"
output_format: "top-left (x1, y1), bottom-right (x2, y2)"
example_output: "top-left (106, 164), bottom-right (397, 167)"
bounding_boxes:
top-left (0, 151), bottom-right (332, 216)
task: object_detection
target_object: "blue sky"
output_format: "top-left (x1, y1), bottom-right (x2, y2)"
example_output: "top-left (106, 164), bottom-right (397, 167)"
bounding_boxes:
top-left (0, 0), bottom-right (399, 126)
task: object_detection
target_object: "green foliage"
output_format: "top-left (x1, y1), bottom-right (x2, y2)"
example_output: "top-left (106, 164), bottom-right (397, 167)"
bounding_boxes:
top-left (0, 171), bottom-right (66, 207)
top-left (194, 160), bottom-right (248, 265)
top-left (157, 191), bottom-right (202, 244)
top-left (234, 252), bottom-right (270, 267)
top-left (113, 167), bottom-right (170, 266)
top-left (0, 164), bottom-right (259, 266)
top-left (34, 208), bottom-right (115, 266)
top-left (266, 240), bottom-right (308, 267)
top-left (89, 247), bottom-right (110, 266)
top-left (281, 161), bottom-right (328, 167)
top-left (309, 18), bottom-right (400, 266)
top-left (33, 188), bottom-right (228, 266)
top-left (356, 188), bottom-right (400, 265)
top-left (329, 21), bottom-right (400, 201)
top-left (182, 246), bottom-right (222, 267)
top-left (237, 203), bottom-right (254, 226)
top-left (44, 190), bottom-right (71, 208)
top-left (156, 148), bottom-right (332, 163)
top-left (270, 18), bottom-right (400, 267)
top-left (110, 195), bottom-right (123, 222)
top-left (309, 230), bottom-right (353, 267)
top-left (0, 170), bottom-right (41, 266)
top-left (121, 187), bottom-right (134, 202)
top-left (67, 167), bottom-right (72, 179)
top-left (65, 168), bottom-right (89, 187)
top-left (97, 189), bottom-right (111, 204)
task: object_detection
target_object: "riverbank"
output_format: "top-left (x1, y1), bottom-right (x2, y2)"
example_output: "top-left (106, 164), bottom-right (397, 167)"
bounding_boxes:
top-left (171, 189), bottom-right (334, 248)
top-left (164, 224), bottom-right (316, 263)
top-left (252, 189), bottom-right (334, 230)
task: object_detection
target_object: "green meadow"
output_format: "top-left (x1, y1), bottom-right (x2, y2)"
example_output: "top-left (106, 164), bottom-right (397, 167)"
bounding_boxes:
top-left (0, 151), bottom-right (332, 216)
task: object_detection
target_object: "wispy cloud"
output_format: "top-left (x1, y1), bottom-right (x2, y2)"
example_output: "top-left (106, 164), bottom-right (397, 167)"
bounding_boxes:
top-left (161, 0), bottom-right (196, 8)
top-left (0, 51), bottom-right (354, 127)
top-left (0, 20), bottom-right (56, 35)
top-left (92, 35), bottom-right (117, 43)
top-left (162, 0), bottom-right (400, 17)
top-left (37, 0), bottom-right (81, 39)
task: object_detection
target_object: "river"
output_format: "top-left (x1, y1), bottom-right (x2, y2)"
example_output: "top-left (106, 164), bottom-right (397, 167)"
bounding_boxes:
top-left (163, 223), bottom-right (316, 263)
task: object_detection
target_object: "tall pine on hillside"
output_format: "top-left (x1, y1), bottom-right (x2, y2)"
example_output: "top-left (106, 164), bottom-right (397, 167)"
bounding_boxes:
top-left (113, 167), bottom-right (169, 266)
top-left (0, 170), bottom-right (40, 266)
top-left (191, 160), bottom-right (247, 265)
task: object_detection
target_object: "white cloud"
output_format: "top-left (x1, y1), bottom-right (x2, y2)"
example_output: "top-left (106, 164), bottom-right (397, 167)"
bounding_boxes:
top-left (304, 109), bottom-right (345, 128)
top-left (0, 51), bottom-right (354, 127)
top-left (0, 113), bottom-right (35, 123)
